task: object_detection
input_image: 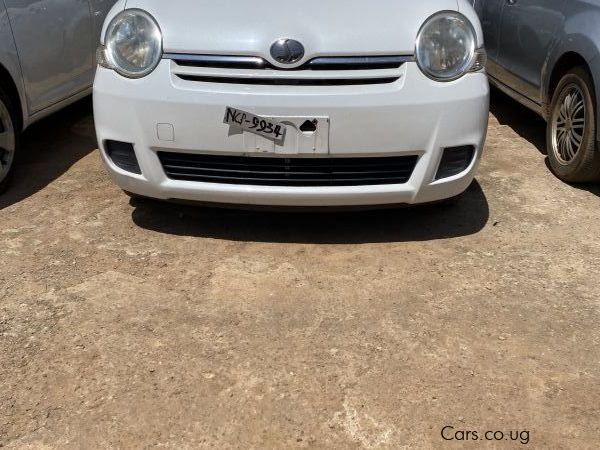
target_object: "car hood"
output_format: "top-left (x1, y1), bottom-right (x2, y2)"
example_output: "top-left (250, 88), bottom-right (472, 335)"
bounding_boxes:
top-left (124, 0), bottom-right (459, 58)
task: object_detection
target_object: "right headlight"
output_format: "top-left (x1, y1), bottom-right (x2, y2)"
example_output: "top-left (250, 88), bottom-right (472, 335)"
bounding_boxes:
top-left (98, 9), bottom-right (163, 79)
top-left (416, 11), bottom-right (485, 82)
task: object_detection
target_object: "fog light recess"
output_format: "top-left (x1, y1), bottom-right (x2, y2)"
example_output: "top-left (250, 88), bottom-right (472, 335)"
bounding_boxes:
top-left (105, 140), bottom-right (141, 174)
top-left (435, 145), bottom-right (475, 180)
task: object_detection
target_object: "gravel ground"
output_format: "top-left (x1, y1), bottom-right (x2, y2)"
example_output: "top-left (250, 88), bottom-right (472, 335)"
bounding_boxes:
top-left (1, 91), bottom-right (599, 449)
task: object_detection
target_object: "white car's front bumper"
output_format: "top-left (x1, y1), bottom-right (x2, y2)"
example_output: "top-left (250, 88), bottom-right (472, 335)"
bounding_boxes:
top-left (93, 60), bottom-right (489, 207)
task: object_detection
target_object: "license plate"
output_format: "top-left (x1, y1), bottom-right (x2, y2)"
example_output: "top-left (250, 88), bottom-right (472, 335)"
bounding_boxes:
top-left (223, 107), bottom-right (287, 145)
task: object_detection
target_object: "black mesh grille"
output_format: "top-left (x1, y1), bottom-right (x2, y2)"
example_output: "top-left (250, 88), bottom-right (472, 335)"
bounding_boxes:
top-left (158, 152), bottom-right (419, 187)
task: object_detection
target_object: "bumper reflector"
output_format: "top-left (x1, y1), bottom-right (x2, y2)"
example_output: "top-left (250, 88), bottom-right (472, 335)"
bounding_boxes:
top-left (105, 141), bottom-right (141, 175)
top-left (436, 145), bottom-right (475, 180)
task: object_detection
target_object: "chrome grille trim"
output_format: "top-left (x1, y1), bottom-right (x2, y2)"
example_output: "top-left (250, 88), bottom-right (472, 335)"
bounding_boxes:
top-left (165, 54), bottom-right (268, 69)
top-left (307, 56), bottom-right (413, 70)
top-left (175, 75), bottom-right (399, 86)
top-left (163, 53), bottom-right (414, 71)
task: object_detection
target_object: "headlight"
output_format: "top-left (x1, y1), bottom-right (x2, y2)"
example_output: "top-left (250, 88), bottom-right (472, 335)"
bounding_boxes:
top-left (416, 11), bottom-right (482, 82)
top-left (99, 9), bottom-right (162, 78)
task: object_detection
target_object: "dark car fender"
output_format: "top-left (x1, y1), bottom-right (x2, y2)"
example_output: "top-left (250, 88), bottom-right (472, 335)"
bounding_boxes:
top-left (0, 6), bottom-right (27, 130)
top-left (542, 8), bottom-right (600, 140)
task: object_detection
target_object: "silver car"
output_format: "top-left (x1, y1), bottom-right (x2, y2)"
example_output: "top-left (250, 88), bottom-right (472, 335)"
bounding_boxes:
top-left (0, 0), bottom-right (115, 192)
top-left (473, 0), bottom-right (600, 182)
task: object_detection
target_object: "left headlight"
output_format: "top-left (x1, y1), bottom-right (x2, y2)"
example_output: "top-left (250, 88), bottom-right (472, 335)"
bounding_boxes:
top-left (98, 9), bottom-right (162, 79)
top-left (416, 11), bottom-right (484, 82)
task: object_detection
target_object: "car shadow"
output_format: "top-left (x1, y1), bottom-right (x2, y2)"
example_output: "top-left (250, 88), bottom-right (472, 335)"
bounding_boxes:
top-left (131, 181), bottom-right (489, 244)
top-left (0, 97), bottom-right (97, 210)
top-left (489, 88), bottom-right (547, 155)
top-left (490, 88), bottom-right (600, 197)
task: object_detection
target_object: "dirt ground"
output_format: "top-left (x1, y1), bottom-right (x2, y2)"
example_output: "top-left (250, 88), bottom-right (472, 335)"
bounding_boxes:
top-left (1, 91), bottom-right (599, 449)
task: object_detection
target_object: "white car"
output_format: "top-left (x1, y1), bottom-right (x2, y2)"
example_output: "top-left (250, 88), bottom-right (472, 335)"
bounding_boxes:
top-left (94, 0), bottom-right (489, 207)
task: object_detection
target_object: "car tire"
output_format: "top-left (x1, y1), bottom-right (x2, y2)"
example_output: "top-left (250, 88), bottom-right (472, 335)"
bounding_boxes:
top-left (0, 86), bottom-right (18, 193)
top-left (546, 66), bottom-right (600, 182)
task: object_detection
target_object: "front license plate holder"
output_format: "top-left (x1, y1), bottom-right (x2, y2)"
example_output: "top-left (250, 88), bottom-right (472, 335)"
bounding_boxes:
top-left (228, 112), bottom-right (330, 155)
top-left (224, 107), bottom-right (287, 145)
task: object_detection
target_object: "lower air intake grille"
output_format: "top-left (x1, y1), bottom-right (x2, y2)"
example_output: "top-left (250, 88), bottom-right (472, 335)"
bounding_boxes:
top-left (158, 153), bottom-right (419, 187)
top-left (435, 145), bottom-right (475, 180)
top-left (105, 140), bottom-right (141, 174)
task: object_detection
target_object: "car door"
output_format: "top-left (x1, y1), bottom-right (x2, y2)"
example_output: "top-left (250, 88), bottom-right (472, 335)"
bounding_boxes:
top-left (89, 0), bottom-right (116, 42)
top-left (4, 0), bottom-right (94, 113)
top-left (496, 0), bottom-right (566, 103)
top-left (473, 0), bottom-right (505, 81)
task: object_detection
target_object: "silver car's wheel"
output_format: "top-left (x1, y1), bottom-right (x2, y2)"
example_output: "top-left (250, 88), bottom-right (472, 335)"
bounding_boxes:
top-left (0, 92), bottom-right (17, 189)
top-left (551, 84), bottom-right (586, 165)
top-left (546, 67), bottom-right (600, 182)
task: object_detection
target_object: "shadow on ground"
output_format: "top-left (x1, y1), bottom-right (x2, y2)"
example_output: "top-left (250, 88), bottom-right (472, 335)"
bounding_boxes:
top-left (0, 98), bottom-right (96, 210)
top-left (131, 181), bottom-right (489, 244)
top-left (489, 89), bottom-right (547, 155)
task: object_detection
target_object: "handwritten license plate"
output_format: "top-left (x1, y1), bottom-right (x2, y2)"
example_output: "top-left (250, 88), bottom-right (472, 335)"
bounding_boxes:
top-left (223, 107), bottom-right (287, 145)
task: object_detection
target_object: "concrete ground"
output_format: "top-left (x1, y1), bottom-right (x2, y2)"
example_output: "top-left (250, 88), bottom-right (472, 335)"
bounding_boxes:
top-left (1, 91), bottom-right (599, 449)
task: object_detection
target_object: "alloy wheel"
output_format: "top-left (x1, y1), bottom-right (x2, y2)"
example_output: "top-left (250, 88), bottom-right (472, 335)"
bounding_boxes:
top-left (0, 99), bottom-right (16, 184)
top-left (551, 84), bottom-right (586, 166)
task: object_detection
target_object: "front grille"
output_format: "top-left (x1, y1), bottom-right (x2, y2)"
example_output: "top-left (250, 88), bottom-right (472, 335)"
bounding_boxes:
top-left (164, 54), bottom-right (412, 71)
top-left (166, 54), bottom-right (411, 86)
top-left (158, 152), bottom-right (419, 187)
top-left (176, 75), bottom-right (399, 86)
